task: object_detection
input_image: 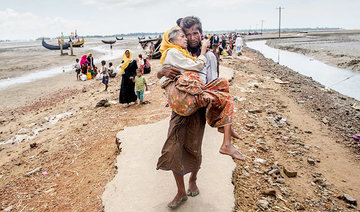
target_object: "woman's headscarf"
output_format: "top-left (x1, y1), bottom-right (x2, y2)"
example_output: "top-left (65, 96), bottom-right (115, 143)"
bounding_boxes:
top-left (80, 55), bottom-right (88, 65)
top-left (159, 26), bottom-right (197, 64)
top-left (120, 49), bottom-right (133, 75)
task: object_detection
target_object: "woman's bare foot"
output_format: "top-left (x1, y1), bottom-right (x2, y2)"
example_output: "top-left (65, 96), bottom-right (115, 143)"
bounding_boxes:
top-left (218, 127), bottom-right (242, 139)
top-left (219, 144), bottom-right (245, 161)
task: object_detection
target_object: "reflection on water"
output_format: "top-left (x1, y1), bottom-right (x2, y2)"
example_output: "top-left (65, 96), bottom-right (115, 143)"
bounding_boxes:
top-left (247, 40), bottom-right (360, 101)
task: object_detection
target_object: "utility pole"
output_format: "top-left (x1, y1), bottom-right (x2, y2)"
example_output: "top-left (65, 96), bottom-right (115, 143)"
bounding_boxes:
top-left (276, 7), bottom-right (284, 38)
top-left (260, 20), bottom-right (264, 35)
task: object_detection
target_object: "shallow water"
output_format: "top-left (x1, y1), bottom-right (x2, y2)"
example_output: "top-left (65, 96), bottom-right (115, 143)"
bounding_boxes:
top-left (247, 40), bottom-right (360, 101)
top-left (0, 45), bottom-right (125, 90)
top-left (0, 37), bottom-right (145, 89)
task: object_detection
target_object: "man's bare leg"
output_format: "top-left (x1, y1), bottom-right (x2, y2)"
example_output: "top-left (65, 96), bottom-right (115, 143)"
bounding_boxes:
top-left (219, 125), bottom-right (245, 160)
top-left (218, 126), bottom-right (242, 139)
top-left (170, 172), bottom-right (187, 203)
top-left (188, 171), bottom-right (199, 192)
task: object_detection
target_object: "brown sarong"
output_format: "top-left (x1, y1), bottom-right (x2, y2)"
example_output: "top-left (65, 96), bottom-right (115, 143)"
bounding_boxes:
top-left (157, 108), bottom-right (206, 176)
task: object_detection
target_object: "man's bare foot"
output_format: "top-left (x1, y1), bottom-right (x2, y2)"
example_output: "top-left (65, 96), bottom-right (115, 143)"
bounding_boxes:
top-left (168, 191), bottom-right (187, 208)
top-left (218, 127), bottom-right (242, 139)
top-left (188, 178), bottom-right (199, 194)
top-left (219, 144), bottom-right (245, 161)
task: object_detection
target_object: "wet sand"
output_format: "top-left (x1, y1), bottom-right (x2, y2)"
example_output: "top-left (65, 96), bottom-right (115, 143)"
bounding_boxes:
top-left (0, 38), bottom-right (144, 111)
top-left (0, 38), bottom-right (103, 80)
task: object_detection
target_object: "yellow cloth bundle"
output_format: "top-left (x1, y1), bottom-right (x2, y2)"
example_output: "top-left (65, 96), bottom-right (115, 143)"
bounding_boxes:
top-left (159, 26), bottom-right (197, 64)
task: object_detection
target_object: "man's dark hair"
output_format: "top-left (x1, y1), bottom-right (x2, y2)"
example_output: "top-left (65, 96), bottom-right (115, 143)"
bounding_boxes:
top-left (180, 16), bottom-right (202, 33)
top-left (176, 18), bottom-right (183, 27)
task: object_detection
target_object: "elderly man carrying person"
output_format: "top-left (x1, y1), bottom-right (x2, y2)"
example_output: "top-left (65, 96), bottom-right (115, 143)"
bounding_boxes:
top-left (157, 16), bottom-right (243, 209)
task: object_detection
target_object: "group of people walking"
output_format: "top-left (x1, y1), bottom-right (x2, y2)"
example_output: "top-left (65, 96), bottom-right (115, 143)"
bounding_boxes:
top-left (73, 49), bottom-right (151, 104)
top-left (207, 32), bottom-right (244, 57)
top-left (73, 53), bottom-right (116, 83)
top-left (118, 50), bottom-right (150, 105)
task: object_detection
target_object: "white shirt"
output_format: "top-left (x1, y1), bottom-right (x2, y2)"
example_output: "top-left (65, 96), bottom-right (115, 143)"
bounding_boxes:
top-left (235, 37), bottom-right (243, 47)
top-left (73, 62), bottom-right (80, 69)
top-left (108, 66), bottom-right (115, 74)
top-left (204, 51), bottom-right (217, 84)
top-left (139, 58), bottom-right (144, 66)
top-left (101, 65), bottom-right (109, 77)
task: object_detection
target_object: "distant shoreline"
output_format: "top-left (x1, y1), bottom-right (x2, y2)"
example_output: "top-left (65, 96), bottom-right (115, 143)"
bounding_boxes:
top-left (0, 27), bottom-right (351, 42)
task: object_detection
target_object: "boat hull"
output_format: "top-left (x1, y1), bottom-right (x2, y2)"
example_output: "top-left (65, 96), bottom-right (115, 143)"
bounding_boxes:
top-left (101, 40), bottom-right (116, 44)
top-left (72, 38), bottom-right (85, 47)
top-left (42, 38), bottom-right (70, 50)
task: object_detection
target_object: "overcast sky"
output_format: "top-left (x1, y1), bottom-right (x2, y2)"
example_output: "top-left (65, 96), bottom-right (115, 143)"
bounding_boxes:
top-left (0, 0), bottom-right (359, 40)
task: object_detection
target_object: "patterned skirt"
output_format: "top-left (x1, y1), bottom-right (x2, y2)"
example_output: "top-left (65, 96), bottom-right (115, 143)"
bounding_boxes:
top-left (162, 72), bottom-right (233, 128)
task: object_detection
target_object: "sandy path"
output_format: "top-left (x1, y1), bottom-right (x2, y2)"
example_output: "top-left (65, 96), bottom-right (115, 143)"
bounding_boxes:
top-left (102, 118), bottom-right (235, 211)
top-left (102, 65), bottom-right (236, 211)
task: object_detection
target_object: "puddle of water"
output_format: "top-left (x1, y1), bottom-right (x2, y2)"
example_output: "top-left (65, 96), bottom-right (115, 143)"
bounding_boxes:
top-left (0, 46), bottom-right (125, 90)
top-left (247, 40), bottom-right (360, 101)
top-left (1, 110), bottom-right (76, 145)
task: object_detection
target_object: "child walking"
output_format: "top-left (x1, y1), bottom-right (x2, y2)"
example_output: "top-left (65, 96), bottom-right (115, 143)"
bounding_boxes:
top-left (159, 26), bottom-right (244, 160)
top-left (73, 58), bottom-right (81, 80)
top-left (100, 60), bottom-right (109, 91)
top-left (133, 68), bottom-right (148, 104)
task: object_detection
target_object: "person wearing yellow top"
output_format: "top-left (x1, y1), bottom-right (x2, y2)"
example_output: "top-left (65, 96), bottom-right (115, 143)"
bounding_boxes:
top-left (119, 49), bottom-right (138, 105)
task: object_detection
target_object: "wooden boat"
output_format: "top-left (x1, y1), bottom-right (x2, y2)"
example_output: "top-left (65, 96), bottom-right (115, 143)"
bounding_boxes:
top-left (101, 40), bottom-right (116, 44)
top-left (139, 38), bottom-right (161, 48)
top-left (42, 38), bottom-right (70, 50)
top-left (138, 37), bottom-right (162, 59)
top-left (152, 51), bottom-right (161, 59)
top-left (116, 36), bottom-right (123, 40)
top-left (72, 38), bottom-right (85, 47)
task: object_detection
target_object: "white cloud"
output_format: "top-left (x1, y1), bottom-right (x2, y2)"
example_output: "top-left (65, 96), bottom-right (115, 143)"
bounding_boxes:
top-left (80, 0), bottom-right (166, 10)
top-left (1, 0), bottom-right (359, 40)
top-left (0, 8), bottom-right (86, 40)
top-left (181, 0), bottom-right (250, 8)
